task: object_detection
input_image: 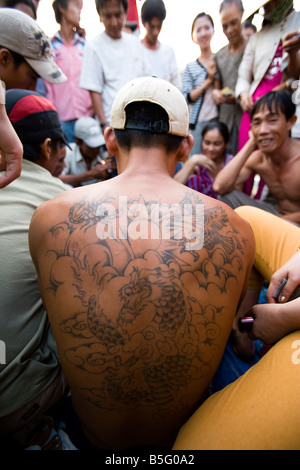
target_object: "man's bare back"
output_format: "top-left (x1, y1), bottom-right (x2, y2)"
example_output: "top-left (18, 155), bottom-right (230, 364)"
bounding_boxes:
top-left (30, 175), bottom-right (254, 449)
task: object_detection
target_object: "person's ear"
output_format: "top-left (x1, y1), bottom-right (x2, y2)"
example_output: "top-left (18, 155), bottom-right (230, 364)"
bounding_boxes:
top-left (287, 114), bottom-right (297, 132)
top-left (177, 135), bottom-right (194, 161)
top-left (104, 127), bottom-right (119, 157)
top-left (0, 48), bottom-right (12, 68)
top-left (39, 138), bottom-right (52, 161)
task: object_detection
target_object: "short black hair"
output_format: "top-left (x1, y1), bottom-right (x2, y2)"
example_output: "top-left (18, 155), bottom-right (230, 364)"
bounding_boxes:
top-left (141, 0), bottom-right (166, 23)
top-left (242, 20), bottom-right (257, 32)
top-left (52, 0), bottom-right (69, 24)
top-left (250, 90), bottom-right (296, 122)
top-left (202, 121), bottom-right (230, 144)
top-left (23, 139), bottom-right (64, 162)
top-left (95, 0), bottom-right (128, 15)
top-left (4, 0), bottom-right (37, 18)
top-left (114, 101), bottom-right (183, 153)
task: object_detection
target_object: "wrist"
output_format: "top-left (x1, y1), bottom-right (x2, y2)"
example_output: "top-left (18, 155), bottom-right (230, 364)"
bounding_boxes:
top-left (100, 121), bottom-right (109, 130)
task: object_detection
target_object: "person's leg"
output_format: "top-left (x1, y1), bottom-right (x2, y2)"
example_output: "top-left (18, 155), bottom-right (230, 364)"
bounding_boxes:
top-left (173, 330), bottom-right (300, 450)
top-left (232, 206), bottom-right (300, 358)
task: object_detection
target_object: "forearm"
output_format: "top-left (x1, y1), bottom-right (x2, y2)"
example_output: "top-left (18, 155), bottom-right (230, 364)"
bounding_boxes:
top-left (90, 91), bottom-right (107, 126)
top-left (213, 139), bottom-right (256, 195)
top-left (189, 77), bottom-right (213, 102)
top-left (59, 171), bottom-right (97, 187)
top-left (174, 159), bottom-right (197, 184)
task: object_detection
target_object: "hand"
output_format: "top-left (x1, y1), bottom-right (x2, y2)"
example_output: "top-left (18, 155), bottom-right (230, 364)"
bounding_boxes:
top-left (246, 301), bottom-right (297, 344)
top-left (212, 89), bottom-right (226, 105)
top-left (0, 83), bottom-right (23, 188)
top-left (240, 91), bottom-right (253, 113)
top-left (207, 61), bottom-right (217, 81)
top-left (91, 163), bottom-right (112, 181)
top-left (266, 251), bottom-right (300, 304)
top-left (189, 153), bottom-right (217, 174)
top-left (282, 31), bottom-right (300, 56)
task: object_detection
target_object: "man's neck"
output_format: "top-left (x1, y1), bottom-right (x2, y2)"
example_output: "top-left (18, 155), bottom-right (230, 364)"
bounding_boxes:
top-left (142, 36), bottom-right (159, 51)
top-left (267, 138), bottom-right (295, 167)
top-left (229, 35), bottom-right (246, 53)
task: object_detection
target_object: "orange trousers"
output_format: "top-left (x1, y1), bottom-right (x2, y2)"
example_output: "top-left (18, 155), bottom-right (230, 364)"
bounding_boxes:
top-left (173, 207), bottom-right (300, 450)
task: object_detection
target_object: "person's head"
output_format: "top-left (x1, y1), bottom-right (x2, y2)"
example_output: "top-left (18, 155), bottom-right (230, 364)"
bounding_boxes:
top-left (241, 20), bottom-right (256, 40)
top-left (219, 0), bottom-right (244, 47)
top-left (141, 0), bottom-right (166, 46)
top-left (5, 89), bottom-right (69, 174)
top-left (201, 121), bottom-right (229, 160)
top-left (108, 76), bottom-right (193, 172)
top-left (250, 90), bottom-right (297, 153)
top-left (95, 0), bottom-right (128, 39)
top-left (52, 0), bottom-right (83, 28)
top-left (191, 12), bottom-right (214, 48)
top-left (242, 0), bottom-right (293, 26)
top-left (0, 8), bottom-right (66, 90)
top-left (74, 116), bottom-right (105, 161)
top-left (4, 0), bottom-right (37, 19)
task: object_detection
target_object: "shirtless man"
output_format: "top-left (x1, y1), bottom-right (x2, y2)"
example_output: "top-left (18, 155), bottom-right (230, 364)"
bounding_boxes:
top-left (213, 90), bottom-right (300, 225)
top-left (29, 77), bottom-right (255, 450)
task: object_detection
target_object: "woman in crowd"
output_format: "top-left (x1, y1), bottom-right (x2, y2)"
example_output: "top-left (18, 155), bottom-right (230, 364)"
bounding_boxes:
top-left (174, 121), bottom-right (233, 199)
top-left (181, 12), bottom-right (218, 154)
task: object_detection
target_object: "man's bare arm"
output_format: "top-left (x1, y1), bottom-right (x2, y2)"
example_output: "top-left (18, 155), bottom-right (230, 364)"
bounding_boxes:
top-left (90, 91), bottom-right (109, 131)
top-left (212, 137), bottom-right (257, 195)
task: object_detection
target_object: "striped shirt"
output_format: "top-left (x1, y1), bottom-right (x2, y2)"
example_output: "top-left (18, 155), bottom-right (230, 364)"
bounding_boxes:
top-left (181, 59), bottom-right (207, 128)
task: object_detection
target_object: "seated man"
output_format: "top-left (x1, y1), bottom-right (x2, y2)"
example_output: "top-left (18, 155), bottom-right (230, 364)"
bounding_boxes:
top-left (213, 90), bottom-right (300, 225)
top-left (0, 89), bottom-right (70, 450)
top-left (29, 76), bottom-right (255, 450)
top-left (59, 116), bottom-right (115, 187)
top-left (173, 207), bottom-right (300, 450)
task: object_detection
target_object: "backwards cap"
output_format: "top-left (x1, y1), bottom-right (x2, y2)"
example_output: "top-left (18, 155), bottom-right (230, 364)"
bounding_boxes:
top-left (110, 76), bottom-right (189, 137)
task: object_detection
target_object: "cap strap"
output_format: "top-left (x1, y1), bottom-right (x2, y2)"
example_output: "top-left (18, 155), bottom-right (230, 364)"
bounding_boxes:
top-left (125, 120), bottom-right (169, 133)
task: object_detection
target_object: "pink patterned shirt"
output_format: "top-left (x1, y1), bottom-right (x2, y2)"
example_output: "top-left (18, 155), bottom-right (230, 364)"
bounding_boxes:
top-left (45, 32), bottom-right (93, 122)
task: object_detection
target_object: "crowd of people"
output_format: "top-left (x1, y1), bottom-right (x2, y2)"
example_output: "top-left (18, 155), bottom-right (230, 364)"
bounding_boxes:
top-left (0, 0), bottom-right (300, 452)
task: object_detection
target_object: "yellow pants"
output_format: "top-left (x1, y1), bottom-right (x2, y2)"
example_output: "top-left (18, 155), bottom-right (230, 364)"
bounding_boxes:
top-left (236, 206), bottom-right (300, 289)
top-left (173, 207), bottom-right (300, 450)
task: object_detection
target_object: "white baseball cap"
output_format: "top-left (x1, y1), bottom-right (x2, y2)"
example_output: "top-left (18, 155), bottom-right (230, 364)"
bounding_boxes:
top-left (110, 76), bottom-right (189, 137)
top-left (74, 117), bottom-right (105, 148)
top-left (0, 8), bottom-right (66, 84)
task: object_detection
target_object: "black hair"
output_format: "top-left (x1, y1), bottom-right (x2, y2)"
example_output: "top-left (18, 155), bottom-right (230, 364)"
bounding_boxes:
top-left (23, 138), bottom-right (63, 162)
top-left (4, 0), bottom-right (36, 18)
top-left (202, 121), bottom-right (230, 144)
top-left (52, 0), bottom-right (69, 23)
top-left (114, 101), bottom-right (183, 153)
top-left (141, 0), bottom-right (166, 23)
top-left (191, 12), bottom-right (214, 37)
top-left (95, 0), bottom-right (128, 14)
top-left (219, 0), bottom-right (244, 14)
top-left (250, 90), bottom-right (296, 122)
top-left (0, 48), bottom-right (27, 68)
top-left (242, 19), bottom-right (257, 32)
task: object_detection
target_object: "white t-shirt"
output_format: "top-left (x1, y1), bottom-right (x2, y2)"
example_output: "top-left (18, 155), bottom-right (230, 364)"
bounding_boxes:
top-left (80, 31), bottom-right (151, 122)
top-left (141, 42), bottom-right (180, 88)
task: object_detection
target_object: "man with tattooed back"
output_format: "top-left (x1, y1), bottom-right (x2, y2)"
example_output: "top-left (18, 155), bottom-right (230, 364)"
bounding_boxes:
top-left (29, 77), bottom-right (255, 450)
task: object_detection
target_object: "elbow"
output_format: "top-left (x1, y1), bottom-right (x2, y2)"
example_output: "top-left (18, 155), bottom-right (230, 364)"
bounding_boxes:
top-left (212, 180), bottom-right (226, 196)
